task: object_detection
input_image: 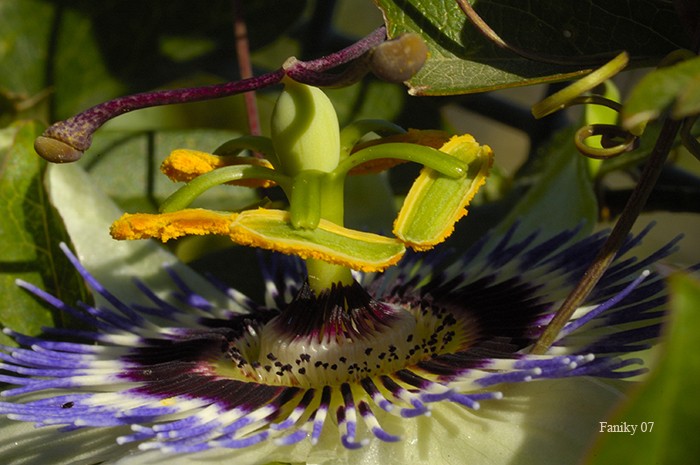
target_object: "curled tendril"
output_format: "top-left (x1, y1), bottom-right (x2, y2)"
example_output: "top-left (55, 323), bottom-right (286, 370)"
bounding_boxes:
top-left (574, 124), bottom-right (639, 159)
top-left (531, 52), bottom-right (629, 119)
top-left (531, 52), bottom-right (641, 159)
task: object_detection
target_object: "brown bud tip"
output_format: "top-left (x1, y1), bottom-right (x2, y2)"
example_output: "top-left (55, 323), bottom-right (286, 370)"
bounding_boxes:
top-left (370, 33), bottom-right (429, 83)
top-left (34, 136), bottom-right (84, 163)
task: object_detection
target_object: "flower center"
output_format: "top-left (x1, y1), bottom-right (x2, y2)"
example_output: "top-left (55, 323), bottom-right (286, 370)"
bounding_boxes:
top-left (214, 280), bottom-right (475, 387)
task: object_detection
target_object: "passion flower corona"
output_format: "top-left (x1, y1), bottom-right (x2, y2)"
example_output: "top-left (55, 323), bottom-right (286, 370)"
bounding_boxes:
top-left (0, 223), bottom-right (678, 464)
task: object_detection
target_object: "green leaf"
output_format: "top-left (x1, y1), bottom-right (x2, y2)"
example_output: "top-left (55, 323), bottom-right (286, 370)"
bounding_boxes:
top-left (0, 0), bottom-right (308, 122)
top-left (0, 0), bottom-right (54, 98)
top-left (622, 56), bottom-right (700, 129)
top-left (583, 272), bottom-right (700, 465)
top-left (375, 0), bottom-right (690, 95)
top-left (0, 0), bottom-right (128, 120)
top-left (674, 74), bottom-right (700, 119)
top-left (0, 121), bottom-right (87, 344)
top-left (493, 125), bottom-right (598, 239)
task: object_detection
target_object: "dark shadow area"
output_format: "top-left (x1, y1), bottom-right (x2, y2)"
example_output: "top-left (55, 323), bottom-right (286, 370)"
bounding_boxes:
top-left (44, 0), bottom-right (308, 91)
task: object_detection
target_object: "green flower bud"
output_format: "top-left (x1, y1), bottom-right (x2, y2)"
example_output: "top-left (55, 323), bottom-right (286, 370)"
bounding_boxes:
top-left (271, 77), bottom-right (340, 175)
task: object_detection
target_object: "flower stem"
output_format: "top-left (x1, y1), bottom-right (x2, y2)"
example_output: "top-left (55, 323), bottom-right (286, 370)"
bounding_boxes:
top-left (232, 0), bottom-right (261, 140)
top-left (530, 116), bottom-right (683, 355)
top-left (35, 71), bottom-right (285, 162)
top-left (303, 172), bottom-right (353, 294)
top-left (306, 259), bottom-right (354, 293)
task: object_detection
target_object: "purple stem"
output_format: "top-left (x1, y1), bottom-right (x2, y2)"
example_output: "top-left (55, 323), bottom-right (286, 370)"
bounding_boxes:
top-left (36, 27), bottom-right (387, 162)
top-left (294, 26), bottom-right (387, 71)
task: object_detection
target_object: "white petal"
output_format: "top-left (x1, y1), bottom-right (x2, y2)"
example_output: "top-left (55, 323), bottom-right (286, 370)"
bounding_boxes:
top-left (315, 377), bottom-right (624, 465)
top-left (0, 395), bottom-right (136, 465)
top-left (45, 163), bottom-right (230, 308)
top-left (100, 377), bottom-right (624, 465)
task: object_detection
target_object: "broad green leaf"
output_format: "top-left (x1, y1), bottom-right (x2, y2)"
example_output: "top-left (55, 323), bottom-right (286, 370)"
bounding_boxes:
top-left (622, 56), bottom-right (700, 129)
top-left (375, 0), bottom-right (690, 95)
top-left (494, 125), bottom-right (598, 239)
top-left (0, 0), bottom-right (125, 120)
top-left (1, 0), bottom-right (307, 122)
top-left (0, 121), bottom-right (87, 345)
top-left (0, 0), bottom-right (54, 98)
top-left (674, 74), bottom-right (700, 119)
top-left (583, 272), bottom-right (700, 465)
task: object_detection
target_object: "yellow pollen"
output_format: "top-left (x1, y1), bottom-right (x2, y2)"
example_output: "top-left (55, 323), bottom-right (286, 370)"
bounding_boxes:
top-left (228, 209), bottom-right (405, 272)
top-left (110, 209), bottom-right (236, 242)
top-left (161, 149), bottom-right (275, 188)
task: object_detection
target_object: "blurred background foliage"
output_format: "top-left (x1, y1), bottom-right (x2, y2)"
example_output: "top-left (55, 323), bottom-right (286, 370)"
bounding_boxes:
top-left (1, 1), bottom-right (700, 463)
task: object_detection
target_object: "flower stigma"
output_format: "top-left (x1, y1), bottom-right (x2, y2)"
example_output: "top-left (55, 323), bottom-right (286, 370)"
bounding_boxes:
top-left (109, 78), bottom-right (493, 294)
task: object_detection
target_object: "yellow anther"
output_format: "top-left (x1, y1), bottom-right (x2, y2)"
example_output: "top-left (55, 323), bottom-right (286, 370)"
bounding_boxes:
top-left (229, 209), bottom-right (405, 272)
top-left (161, 149), bottom-right (275, 188)
top-left (110, 209), bottom-right (236, 242)
top-left (394, 134), bottom-right (493, 250)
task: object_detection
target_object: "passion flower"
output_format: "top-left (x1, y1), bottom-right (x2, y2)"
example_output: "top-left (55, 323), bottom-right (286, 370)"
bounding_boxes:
top-left (0, 223), bottom-right (677, 464)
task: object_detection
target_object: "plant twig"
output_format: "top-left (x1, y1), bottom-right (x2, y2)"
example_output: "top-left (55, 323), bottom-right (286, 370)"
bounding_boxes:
top-left (233, 0), bottom-right (261, 139)
top-left (530, 116), bottom-right (683, 355)
top-left (455, 0), bottom-right (617, 66)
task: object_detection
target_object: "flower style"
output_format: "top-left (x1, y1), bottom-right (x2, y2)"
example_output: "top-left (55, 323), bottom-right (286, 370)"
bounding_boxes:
top-left (0, 222), bottom-right (679, 465)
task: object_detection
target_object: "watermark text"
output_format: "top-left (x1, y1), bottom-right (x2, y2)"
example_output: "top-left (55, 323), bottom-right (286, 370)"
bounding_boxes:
top-left (599, 421), bottom-right (654, 435)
